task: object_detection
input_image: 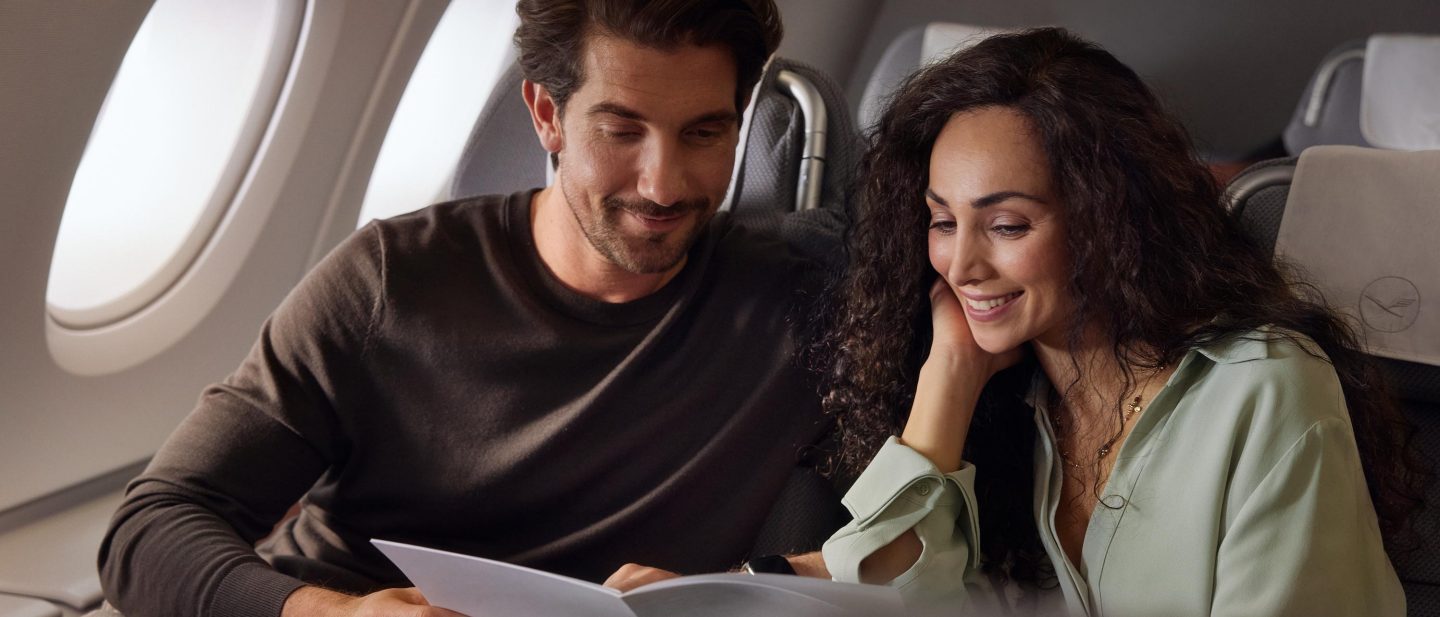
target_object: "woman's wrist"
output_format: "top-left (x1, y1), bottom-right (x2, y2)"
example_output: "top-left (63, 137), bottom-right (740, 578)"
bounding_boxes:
top-left (902, 359), bottom-right (986, 472)
top-left (926, 342), bottom-right (1009, 380)
top-left (918, 351), bottom-right (989, 398)
top-left (923, 343), bottom-right (971, 370)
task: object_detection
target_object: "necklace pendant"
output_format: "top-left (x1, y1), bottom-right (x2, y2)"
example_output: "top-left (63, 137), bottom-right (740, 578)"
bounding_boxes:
top-left (1097, 446), bottom-right (1110, 457)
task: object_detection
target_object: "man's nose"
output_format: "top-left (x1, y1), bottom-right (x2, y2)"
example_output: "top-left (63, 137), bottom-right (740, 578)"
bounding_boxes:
top-left (637, 138), bottom-right (689, 207)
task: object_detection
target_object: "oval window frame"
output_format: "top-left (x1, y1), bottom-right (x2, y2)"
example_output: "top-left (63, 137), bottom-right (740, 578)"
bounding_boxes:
top-left (45, 0), bottom-right (308, 377)
top-left (355, 0), bottom-right (518, 227)
top-left (46, 0), bottom-right (307, 330)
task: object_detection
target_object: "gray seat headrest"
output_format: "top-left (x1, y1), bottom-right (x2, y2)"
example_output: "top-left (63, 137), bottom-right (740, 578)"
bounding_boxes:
top-left (448, 57), bottom-right (857, 217)
top-left (447, 61), bottom-right (548, 201)
top-left (1283, 34), bottom-right (1440, 154)
top-left (857, 23), bottom-right (1013, 130)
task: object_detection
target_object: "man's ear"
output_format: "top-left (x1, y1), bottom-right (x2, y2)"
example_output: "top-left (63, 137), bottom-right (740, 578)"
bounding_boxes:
top-left (522, 79), bottom-right (563, 154)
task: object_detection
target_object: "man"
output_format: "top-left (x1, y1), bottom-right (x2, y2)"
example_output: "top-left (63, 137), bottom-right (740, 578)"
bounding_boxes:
top-left (96, 1), bottom-right (843, 616)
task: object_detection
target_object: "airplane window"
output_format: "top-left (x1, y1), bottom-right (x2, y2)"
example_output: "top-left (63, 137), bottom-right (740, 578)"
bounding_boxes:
top-left (356, 0), bottom-right (519, 226)
top-left (46, 0), bottom-right (298, 329)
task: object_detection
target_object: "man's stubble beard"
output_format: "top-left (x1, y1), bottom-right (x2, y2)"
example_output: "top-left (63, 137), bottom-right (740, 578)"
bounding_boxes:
top-left (557, 160), bottom-right (715, 275)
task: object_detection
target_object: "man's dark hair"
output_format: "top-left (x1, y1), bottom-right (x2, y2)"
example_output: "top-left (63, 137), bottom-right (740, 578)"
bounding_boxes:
top-left (514, 0), bottom-right (782, 114)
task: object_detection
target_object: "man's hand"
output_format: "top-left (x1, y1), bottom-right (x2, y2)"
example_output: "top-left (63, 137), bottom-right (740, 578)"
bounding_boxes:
top-left (603, 553), bottom-right (830, 593)
top-left (604, 563), bottom-right (682, 592)
top-left (785, 552), bottom-right (829, 578)
top-left (283, 585), bottom-right (467, 617)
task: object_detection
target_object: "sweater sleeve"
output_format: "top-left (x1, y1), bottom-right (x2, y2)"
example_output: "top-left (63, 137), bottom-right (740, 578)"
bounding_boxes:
top-left (821, 437), bottom-right (980, 606)
top-left (97, 225), bottom-right (386, 617)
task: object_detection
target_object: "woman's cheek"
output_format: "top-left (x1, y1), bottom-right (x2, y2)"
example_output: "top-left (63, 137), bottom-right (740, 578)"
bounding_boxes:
top-left (927, 235), bottom-right (950, 276)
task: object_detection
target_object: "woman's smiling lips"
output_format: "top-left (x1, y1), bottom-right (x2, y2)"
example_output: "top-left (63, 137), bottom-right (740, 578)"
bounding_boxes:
top-left (960, 290), bottom-right (1023, 322)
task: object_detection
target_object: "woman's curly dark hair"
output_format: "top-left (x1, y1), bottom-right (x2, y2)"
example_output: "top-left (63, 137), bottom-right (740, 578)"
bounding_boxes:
top-left (816, 27), bottom-right (1426, 585)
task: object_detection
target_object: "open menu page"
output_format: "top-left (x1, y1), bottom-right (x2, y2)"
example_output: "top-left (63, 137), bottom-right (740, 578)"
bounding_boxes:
top-left (373, 539), bottom-right (905, 617)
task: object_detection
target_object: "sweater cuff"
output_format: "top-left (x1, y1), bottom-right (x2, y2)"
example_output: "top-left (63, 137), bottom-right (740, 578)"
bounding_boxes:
top-left (209, 562), bottom-right (307, 617)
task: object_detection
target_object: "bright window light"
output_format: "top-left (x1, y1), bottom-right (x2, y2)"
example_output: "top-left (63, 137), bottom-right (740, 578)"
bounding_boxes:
top-left (47, 0), bottom-right (297, 328)
top-left (357, 0), bottom-right (518, 226)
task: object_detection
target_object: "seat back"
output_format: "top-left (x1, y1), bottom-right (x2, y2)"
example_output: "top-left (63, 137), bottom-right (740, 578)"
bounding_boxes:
top-left (1283, 34), bottom-right (1440, 154)
top-left (447, 60), bottom-right (548, 201)
top-left (1226, 149), bottom-right (1440, 616)
top-left (447, 56), bottom-right (858, 216)
top-left (856, 22), bottom-right (1011, 130)
top-left (729, 57), bottom-right (858, 214)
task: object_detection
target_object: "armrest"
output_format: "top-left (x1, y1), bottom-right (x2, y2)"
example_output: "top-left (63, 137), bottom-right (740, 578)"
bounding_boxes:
top-left (0, 594), bottom-right (60, 617)
top-left (0, 487), bottom-right (127, 612)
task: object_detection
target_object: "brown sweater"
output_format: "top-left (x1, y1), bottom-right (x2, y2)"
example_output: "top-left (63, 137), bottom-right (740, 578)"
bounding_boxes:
top-left (98, 191), bottom-right (838, 617)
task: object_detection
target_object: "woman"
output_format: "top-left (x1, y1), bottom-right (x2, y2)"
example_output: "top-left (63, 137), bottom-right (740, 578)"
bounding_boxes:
top-left (816, 28), bottom-right (1423, 615)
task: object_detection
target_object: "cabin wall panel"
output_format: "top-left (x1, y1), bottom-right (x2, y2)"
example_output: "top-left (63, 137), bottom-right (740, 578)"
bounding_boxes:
top-left (843, 0), bottom-right (1440, 158)
top-left (0, 1), bottom-right (157, 513)
top-left (0, 0), bottom-right (447, 513)
top-left (774, 0), bottom-right (884, 92)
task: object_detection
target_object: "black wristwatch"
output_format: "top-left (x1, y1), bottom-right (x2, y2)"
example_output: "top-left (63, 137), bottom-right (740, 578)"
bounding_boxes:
top-left (741, 554), bottom-right (796, 575)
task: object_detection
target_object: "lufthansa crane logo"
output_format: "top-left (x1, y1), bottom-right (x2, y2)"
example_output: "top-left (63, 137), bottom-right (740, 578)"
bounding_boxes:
top-left (1359, 277), bottom-right (1421, 333)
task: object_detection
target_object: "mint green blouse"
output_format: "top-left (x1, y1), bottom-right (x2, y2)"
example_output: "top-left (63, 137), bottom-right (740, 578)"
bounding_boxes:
top-left (822, 332), bottom-right (1405, 616)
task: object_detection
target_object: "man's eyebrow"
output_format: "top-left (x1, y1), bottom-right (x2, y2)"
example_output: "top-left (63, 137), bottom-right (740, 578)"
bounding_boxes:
top-left (588, 102), bottom-right (645, 121)
top-left (926, 188), bottom-right (1047, 209)
top-left (586, 102), bottom-right (738, 126)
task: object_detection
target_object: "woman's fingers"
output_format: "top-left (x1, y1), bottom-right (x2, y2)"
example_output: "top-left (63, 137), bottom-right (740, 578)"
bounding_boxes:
top-left (603, 563), bottom-right (682, 592)
top-left (928, 278), bottom-right (976, 351)
top-left (929, 278), bottom-right (1026, 377)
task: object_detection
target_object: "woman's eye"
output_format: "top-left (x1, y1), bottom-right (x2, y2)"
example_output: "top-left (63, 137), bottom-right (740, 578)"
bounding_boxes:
top-left (992, 224), bottom-right (1029, 237)
top-left (928, 220), bottom-right (956, 234)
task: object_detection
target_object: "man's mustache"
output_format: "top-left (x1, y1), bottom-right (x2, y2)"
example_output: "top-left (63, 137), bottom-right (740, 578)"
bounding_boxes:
top-left (603, 196), bottom-right (709, 218)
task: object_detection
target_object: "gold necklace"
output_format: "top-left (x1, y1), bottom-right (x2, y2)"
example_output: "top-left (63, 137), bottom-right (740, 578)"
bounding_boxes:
top-left (1049, 367), bottom-right (1163, 469)
top-left (1050, 395), bottom-right (1143, 469)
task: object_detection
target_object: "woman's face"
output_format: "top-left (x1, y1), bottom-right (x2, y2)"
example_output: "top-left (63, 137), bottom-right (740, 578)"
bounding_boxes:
top-left (926, 106), bottom-right (1073, 354)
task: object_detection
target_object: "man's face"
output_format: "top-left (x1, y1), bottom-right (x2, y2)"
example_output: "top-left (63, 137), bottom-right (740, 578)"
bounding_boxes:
top-left (552, 36), bottom-right (740, 274)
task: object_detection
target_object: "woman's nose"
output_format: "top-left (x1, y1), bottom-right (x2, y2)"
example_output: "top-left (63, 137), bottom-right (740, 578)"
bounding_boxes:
top-left (945, 231), bottom-right (989, 286)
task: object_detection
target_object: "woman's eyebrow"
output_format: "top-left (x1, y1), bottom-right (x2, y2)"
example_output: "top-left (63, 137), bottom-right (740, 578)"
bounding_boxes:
top-left (925, 188), bottom-right (950, 207)
top-left (973, 190), bottom-right (1048, 209)
top-left (926, 188), bottom-right (1048, 209)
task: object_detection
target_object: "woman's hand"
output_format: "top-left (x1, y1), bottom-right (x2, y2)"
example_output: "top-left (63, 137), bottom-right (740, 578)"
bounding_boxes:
top-left (604, 563), bottom-right (681, 592)
top-left (900, 279), bottom-right (1024, 472)
top-left (858, 281), bottom-right (1027, 582)
top-left (927, 278), bottom-right (1023, 378)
